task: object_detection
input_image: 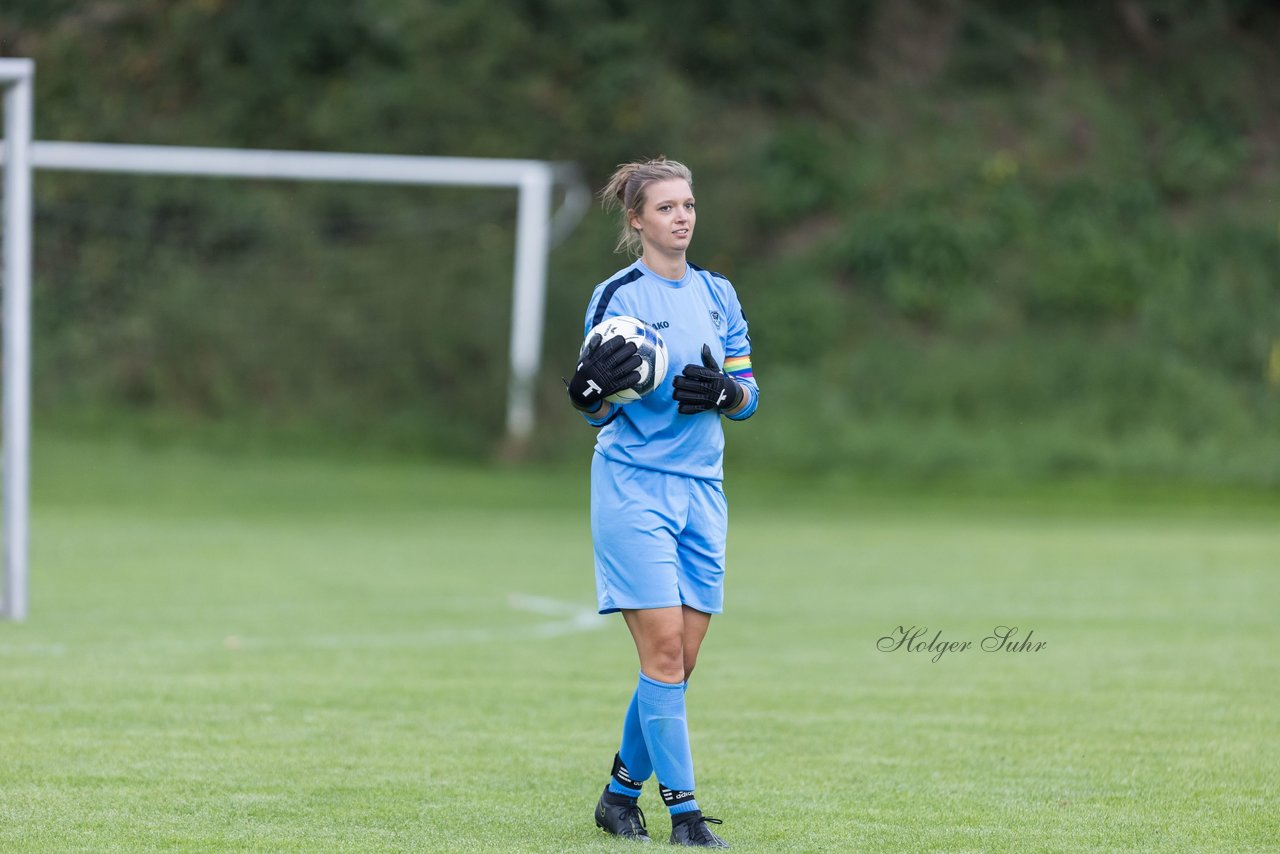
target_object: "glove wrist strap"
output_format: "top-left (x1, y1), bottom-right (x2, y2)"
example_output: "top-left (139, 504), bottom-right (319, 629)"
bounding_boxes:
top-left (721, 376), bottom-right (744, 411)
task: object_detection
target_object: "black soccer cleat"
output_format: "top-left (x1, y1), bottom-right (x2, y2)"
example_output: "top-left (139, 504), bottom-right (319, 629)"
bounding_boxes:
top-left (669, 810), bottom-right (729, 848)
top-left (595, 786), bottom-right (651, 842)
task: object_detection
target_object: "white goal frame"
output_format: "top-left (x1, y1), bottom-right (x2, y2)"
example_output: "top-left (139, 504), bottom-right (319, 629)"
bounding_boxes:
top-left (0, 58), bottom-right (589, 620)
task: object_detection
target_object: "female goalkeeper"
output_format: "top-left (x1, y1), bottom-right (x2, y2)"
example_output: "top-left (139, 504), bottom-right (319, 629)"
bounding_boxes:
top-left (566, 157), bottom-right (758, 848)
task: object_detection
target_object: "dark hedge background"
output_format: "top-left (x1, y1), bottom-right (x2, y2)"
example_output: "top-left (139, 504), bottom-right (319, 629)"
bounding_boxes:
top-left (3, 1), bottom-right (1278, 483)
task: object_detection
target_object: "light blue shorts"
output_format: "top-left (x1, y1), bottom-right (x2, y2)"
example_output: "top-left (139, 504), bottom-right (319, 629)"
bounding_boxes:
top-left (591, 452), bottom-right (728, 615)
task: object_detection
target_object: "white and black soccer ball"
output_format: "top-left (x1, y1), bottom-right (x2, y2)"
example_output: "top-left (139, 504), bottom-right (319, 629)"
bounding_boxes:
top-left (581, 315), bottom-right (669, 403)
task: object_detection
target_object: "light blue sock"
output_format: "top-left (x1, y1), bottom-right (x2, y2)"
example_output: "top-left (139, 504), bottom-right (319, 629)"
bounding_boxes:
top-left (668, 797), bottom-right (701, 816)
top-left (635, 671), bottom-right (700, 816)
top-left (607, 687), bottom-right (653, 797)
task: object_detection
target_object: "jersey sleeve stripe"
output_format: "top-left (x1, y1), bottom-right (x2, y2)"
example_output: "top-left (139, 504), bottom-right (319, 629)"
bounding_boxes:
top-left (687, 262), bottom-right (728, 280)
top-left (590, 268), bottom-right (645, 328)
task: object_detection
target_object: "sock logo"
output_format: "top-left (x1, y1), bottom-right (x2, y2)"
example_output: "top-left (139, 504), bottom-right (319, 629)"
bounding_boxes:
top-left (660, 784), bottom-right (695, 806)
top-left (611, 753), bottom-right (642, 792)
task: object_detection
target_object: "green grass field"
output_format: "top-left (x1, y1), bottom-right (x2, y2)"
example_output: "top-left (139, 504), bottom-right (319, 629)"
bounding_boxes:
top-left (1, 436), bottom-right (1277, 852)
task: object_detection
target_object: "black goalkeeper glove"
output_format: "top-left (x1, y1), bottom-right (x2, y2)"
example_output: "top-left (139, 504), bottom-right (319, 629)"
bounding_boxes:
top-left (672, 344), bottom-right (744, 415)
top-left (566, 333), bottom-right (642, 413)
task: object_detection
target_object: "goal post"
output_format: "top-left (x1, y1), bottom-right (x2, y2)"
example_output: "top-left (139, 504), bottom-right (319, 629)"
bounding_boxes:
top-left (1, 59), bottom-right (34, 622)
top-left (0, 59), bottom-right (589, 620)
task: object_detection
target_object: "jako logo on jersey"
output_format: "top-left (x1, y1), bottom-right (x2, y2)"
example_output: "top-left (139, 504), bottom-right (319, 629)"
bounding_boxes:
top-left (650, 320), bottom-right (670, 329)
top-left (709, 310), bottom-right (721, 330)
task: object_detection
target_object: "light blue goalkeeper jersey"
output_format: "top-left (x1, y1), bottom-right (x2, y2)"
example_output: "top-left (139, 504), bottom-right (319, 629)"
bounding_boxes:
top-left (581, 259), bottom-right (759, 482)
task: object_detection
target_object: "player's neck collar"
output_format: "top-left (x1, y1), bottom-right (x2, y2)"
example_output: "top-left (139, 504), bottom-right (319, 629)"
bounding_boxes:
top-left (638, 257), bottom-right (690, 286)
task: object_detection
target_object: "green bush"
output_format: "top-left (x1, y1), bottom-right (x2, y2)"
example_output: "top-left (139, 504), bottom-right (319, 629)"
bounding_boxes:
top-left (6, 1), bottom-right (1279, 482)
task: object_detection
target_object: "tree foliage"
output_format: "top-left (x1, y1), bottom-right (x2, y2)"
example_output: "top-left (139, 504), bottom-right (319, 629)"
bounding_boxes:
top-left (3, 0), bottom-right (1278, 479)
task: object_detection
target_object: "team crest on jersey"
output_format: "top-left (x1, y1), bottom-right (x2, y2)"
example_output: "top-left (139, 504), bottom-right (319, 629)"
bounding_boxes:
top-left (709, 310), bottom-right (721, 330)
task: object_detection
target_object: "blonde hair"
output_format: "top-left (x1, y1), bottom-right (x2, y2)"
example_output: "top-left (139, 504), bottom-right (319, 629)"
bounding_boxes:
top-left (600, 157), bottom-right (694, 257)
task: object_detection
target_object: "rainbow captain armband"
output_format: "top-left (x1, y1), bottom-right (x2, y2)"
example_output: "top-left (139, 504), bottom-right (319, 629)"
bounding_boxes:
top-left (723, 354), bottom-right (753, 381)
top-left (722, 353), bottom-right (757, 421)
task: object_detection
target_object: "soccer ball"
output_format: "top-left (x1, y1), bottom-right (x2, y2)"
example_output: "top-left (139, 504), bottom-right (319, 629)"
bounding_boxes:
top-left (582, 315), bottom-right (669, 403)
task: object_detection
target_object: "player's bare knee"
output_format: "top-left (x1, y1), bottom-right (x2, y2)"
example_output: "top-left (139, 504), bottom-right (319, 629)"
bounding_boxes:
top-left (644, 638), bottom-right (686, 682)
